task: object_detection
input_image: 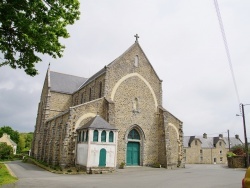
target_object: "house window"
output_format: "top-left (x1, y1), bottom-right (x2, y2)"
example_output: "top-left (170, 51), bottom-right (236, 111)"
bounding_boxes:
top-left (200, 157), bottom-right (203, 162)
top-left (101, 131), bottom-right (106, 142)
top-left (220, 150), bottom-right (222, 154)
top-left (195, 140), bottom-right (198, 145)
top-left (93, 130), bottom-right (98, 142)
top-left (134, 55), bottom-right (139, 67)
top-left (99, 82), bottom-right (102, 98)
top-left (220, 157), bottom-right (223, 162)
top-left (200, 149), bottom-right (203, 154)
top-left (128, 129), bottom-right (140, 140)
top-left (109, 131), bottom-right (114, 142)
top-left (219, 142), bottom-right (222, 146)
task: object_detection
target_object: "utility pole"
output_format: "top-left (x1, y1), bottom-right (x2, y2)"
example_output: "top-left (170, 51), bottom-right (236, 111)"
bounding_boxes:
top-left (227, 130), bottom-right (231, 151)
top-left (241, 103), bottom-right (249, 167)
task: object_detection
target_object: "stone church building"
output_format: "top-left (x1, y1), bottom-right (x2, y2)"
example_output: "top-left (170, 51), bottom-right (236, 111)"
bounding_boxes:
top-left (32, 37), bottom-right (184, 171)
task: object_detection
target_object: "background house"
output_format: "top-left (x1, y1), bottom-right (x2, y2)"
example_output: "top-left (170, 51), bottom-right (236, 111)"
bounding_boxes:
top-left (0, 133), bottom-right (17, 154)
top-left (183, 133), bottom-right (242, 164)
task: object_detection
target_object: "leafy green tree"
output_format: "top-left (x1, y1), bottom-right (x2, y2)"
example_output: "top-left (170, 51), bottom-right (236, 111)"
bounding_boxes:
top-left (0, 0), bottom-right (80, 76)
top-left (0, 142), bottom-right (13, 160)
top-left (0, 126), bottom-right (19, 145)
top-left (18, 135), bottom-right (26, 152)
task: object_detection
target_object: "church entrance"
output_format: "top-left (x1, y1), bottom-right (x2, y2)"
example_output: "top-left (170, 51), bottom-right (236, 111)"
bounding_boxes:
top-left (126, 129), bottom-right (141, 166)
top-left (99, 148), bottom-right (106, 167)
top-left (126, 142), bottom-right (140, 165)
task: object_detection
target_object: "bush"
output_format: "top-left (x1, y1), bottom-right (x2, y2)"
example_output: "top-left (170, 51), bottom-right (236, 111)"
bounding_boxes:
top-left (227, 152), bottom-right (236, 158)
top-left (231, 145), bottom-right (245, 156)
top-left (0, 143), bottom-right (13, 160)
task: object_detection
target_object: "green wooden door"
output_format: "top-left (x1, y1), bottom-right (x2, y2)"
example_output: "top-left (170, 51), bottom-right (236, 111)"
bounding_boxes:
top-left (126, 142), bottom-right (140, 166)
top-left (99, 148), bottom-right (106, 167)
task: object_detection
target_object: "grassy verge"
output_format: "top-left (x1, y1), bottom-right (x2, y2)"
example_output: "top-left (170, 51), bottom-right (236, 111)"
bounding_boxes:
top-left (0, 163), bottom-right (18, 186)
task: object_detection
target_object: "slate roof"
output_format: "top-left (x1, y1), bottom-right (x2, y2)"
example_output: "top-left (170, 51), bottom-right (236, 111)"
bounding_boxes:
top-left (50, 71), bottom-right (87, 94)
top-left (77, 115), bottom-right (117, 130)
top-left (78, 67), bottom-right (106, 90)
top-left (184, 135), bottom-right (243, 149)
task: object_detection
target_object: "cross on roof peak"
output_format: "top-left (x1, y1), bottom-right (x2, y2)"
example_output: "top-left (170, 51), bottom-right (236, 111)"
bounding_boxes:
top-left (134, 34), bottom-right (139, 42)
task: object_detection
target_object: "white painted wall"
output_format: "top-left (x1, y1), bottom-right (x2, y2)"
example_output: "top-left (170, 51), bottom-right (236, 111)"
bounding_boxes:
top-left (87, 143), bottom-right (116, 167)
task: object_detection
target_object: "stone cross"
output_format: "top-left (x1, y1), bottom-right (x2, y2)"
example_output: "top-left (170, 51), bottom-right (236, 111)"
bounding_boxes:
top-left (134, 34), bottom-right (139, 42)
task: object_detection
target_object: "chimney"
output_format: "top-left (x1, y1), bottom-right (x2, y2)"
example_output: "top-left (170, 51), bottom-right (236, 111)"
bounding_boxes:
top-left (203, 133), bottom-right (207, 139)
top-left (219, 134), bottom-right (223, 138)
top-left (235, 134), bottom-right (239, 139)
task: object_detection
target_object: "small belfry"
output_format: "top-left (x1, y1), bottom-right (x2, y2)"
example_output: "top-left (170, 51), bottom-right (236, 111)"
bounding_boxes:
top-left (31, 37), bottom-right (184, 172)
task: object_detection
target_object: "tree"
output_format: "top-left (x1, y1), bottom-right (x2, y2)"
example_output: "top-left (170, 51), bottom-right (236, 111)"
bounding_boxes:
top-left (0, 0), bottom-right (80, 76)
top-left (0, 142), bottom-right (13, 159)
top-left (0, 126), bottom-right (19, 145)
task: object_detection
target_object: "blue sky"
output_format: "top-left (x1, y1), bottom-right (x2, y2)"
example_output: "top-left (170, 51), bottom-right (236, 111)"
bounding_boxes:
top-left (0, 0), bottom-right (250, 141)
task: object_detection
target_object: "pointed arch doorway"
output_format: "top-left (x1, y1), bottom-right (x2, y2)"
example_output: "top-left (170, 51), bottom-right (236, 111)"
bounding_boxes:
top-left (126, 129), bottom-right (141, 166)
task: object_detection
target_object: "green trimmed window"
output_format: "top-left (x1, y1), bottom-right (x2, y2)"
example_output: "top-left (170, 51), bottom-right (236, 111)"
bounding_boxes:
top-left (109, 131), bottom-right (114, 142)
top-left (93, 130), bottom-right (98, 142)
top-left (101, 130), bottom-right (106, 142)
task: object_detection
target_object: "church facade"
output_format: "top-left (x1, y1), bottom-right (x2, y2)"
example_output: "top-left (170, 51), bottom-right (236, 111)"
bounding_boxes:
top-left (32, 39), bottom-right (184, 170)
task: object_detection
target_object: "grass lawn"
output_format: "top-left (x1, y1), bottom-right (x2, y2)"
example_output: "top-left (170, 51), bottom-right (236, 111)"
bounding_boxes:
top-left (0, 163), bottom-right (18, 186)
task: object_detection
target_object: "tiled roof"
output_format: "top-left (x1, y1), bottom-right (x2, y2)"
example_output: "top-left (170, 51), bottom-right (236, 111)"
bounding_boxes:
top-left (77, 115), bottom-right (117, 130)
top-left (184, 135), bottom-right (243, 149)
top-left (50, 71), bottom-right (87, 94)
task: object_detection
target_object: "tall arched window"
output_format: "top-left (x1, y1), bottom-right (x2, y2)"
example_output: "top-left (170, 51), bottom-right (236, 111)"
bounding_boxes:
top-left (128, 129), bottom-right (140, 140)
top-left (101, 130), bottom-right (106, 142)
top-left (93, 130), bottom-right (98, 142)
top-left (99, 82), bottom-right (102, 98)
top-left (109, 131), bottom-right (114, 142)
top-left (89, 88), bottom-right (92, 101)
top-left (134, 55), bottom-right (139, 67)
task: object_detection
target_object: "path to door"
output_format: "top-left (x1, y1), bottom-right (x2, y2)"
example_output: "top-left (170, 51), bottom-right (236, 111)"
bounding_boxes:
top-left (3, 161), bottom-right (246, 188)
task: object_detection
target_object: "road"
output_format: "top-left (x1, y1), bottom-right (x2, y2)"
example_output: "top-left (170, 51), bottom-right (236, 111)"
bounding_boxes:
top-left (3, 161), bottom-right (246, 188)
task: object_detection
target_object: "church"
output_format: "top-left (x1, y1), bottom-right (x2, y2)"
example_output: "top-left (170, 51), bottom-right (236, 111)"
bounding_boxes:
top-left (32, 36), bottom-right (184, 171)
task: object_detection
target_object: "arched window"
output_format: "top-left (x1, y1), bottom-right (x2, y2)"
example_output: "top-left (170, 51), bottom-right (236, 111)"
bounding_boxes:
top-left (128, 129), bottom-right (140, 140)
top-left (81, 131), bottom-right (85, 142)
top-left (99, 82), bottom-right (102, 98)
top-left (101, 130), bottom-right (106, 142)
top-left (109, 131), bottom-right (114, 142)
top-left (93, 130), bottom-right (98, 142)
top-left (89, 88), bottom-right (92, 101)
top-left (133, 98), bottom-right (139, 112)
top-left (134, 55), bottom-right (139, 67)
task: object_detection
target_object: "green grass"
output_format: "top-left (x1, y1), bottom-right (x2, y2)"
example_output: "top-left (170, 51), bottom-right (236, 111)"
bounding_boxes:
top-left (0, 163), bottom-right (18, 186)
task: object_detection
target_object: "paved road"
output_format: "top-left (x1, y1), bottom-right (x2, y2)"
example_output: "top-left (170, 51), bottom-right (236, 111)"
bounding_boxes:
top-left (3, 161), bottom-right (246, 188)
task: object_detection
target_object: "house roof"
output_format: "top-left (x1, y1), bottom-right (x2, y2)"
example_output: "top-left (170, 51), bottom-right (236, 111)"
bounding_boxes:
top-left (184, 135), bottom-right (243, 149)
top-left (50, 71), bottom-right (87, 94)
top-left (77, 115), bottom-right (117, 130)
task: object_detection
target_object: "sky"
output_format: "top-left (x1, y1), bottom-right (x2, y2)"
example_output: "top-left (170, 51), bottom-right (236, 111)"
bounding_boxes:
top-left (0, 0), bottom-right (250, 141)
